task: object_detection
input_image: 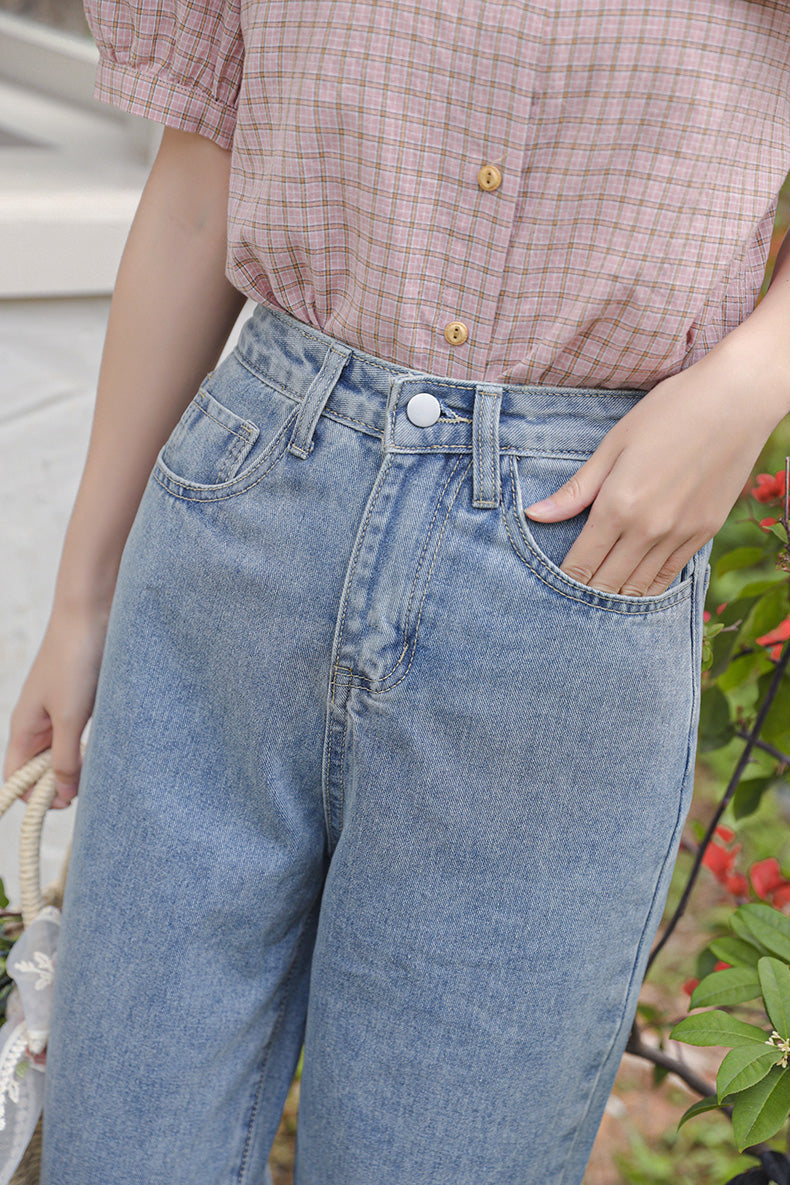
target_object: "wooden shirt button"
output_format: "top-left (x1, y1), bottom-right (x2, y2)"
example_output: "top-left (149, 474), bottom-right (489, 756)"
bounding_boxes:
top-left (477, 164), bottom-right (502, 191)
top-left (444, 321), bottom-right (469, 345)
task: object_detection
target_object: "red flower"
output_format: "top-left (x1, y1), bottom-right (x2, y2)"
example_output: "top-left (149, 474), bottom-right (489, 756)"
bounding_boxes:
top-left (756, 619), bottom-right (790, 646)
top-left (749, 859), bottom-right (790, 908)
top-left (702, 829), bottom-right (750, 897)
top-left (750, 858), bottom-right (786, 899)
top-left (714, 960), bottom-right (732, 971)
top-left (716, 603), bottom-right (728, 616)
top-left (760, 517), bottom-right (778, 532)
top-left (682, 977), bottom-right (700, 996)
top-left (703, 839), bottom-right (740, 879)
top-left (756, 618), bottom-right (790, 661)
top-left (722, 873), bottom-right (750, 898)
top-left (703, 610), bottom-right (712, 623)
top-left (751, 470), bottom-right (787, 504)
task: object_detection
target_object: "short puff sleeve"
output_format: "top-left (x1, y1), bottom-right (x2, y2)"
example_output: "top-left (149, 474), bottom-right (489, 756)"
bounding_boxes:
top-left (83, 0), bottom-right (243, 149)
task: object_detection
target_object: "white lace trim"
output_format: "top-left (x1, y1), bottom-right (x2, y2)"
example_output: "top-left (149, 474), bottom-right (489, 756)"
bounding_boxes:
top-left (0, 1023), bottom-right (29, 1133)
top-left (0, 905), bottom-right (60, 1179)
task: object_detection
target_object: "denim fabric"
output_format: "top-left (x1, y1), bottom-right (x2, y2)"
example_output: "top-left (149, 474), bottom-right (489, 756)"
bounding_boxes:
top-left (41, 302), bottom-right (714, 1185)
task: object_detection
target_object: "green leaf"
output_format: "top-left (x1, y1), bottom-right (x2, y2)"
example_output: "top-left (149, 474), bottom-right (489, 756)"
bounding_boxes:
top-left (733, 777), bottom-right (777, 821)
top-left (760, 678), bottom-right (790, 750)
top-left (708, 935), bottom-right (762, 968)
top-left (0, 880), bottom-right (7, 910)
top-left (731, 1065), bottom-right (790, 1150)
top-left (677, 1095), bottom-right (722, 1130)
top-left (708, 596), bottom-right (763, 677)
top-left (636, 1001), bottom-right (661, 1024)
top-left (758, 957), bottom-right (790, 1038)
top-left (717, 1043), bottom-right (785, 1102)
top-left (731, 910), bottom-right (773, 956)
top-left (766, 523), bottom-right (790, 543)
top-left (690, 966), bottom-right (762, 1008)
top-left (740, 584), bottom-right (790, 646)
top-left (716, 548), bottom-right (766, 578)
top-left (698, 685), bottom-right (734, 752)
top-left (696, 945), bottom-right (720, 981)
top-left (719, 652), bottom-right (773, 694)
top-left (738, 577), bottom-right (789, 599)
top-left (670, 1009), bottom-right (770, 1047)
top-left (737, 904), bottom-right (790, 963)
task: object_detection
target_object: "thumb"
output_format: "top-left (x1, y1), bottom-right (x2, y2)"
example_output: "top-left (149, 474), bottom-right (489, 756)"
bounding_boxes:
top-left (524, 454), bottom-right (607, 521)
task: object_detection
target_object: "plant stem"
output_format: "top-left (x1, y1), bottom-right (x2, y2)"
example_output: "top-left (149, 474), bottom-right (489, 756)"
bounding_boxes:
top-left (734, 730), bottom-right (790, 766)
top-left (647, 638), bottom-right (790, 973)
top-left (625, 1020), bottom-right (718, 1099)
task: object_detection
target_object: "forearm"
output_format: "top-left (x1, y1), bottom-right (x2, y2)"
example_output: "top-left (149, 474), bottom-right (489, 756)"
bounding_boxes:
top-left (52, 129), bottom-right (247, 615)
top-left (699, 225), bottom-right (790, 429)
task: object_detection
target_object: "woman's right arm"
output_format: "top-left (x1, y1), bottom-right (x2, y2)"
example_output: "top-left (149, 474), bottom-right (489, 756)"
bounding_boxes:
top-left (2, 126), bottom-right (248, 807)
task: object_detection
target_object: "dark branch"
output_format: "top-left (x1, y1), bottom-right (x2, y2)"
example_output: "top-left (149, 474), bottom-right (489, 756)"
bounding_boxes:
top-left (647, 637), bottom-right (790, 972)
top-left (625, 1020), bottom-right (717, 1100)
top-left (734, 730), bottom-right (790, 767)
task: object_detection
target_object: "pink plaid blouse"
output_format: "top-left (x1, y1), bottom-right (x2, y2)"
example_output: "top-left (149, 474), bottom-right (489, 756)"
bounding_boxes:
top-left (84, 0), bottom-right (790, 389)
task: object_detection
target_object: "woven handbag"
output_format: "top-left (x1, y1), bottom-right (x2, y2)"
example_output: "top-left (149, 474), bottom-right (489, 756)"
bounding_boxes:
top-left (0, 746), bottom-right (84, 1185)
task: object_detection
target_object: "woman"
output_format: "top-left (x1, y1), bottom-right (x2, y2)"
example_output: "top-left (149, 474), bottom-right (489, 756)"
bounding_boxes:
top-left (4, 1), bottom-right (790, 1182)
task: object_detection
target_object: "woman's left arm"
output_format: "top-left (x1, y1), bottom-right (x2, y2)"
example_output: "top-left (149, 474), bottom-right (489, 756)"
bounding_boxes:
top-left (524, 229), bottom-right (790, 596)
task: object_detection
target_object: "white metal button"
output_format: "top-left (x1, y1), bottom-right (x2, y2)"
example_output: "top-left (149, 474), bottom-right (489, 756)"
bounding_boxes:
top-left (406, 392), bottom-right (441, 427)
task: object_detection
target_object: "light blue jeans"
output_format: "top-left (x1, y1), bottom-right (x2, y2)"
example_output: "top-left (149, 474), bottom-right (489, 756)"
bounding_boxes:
top-left (41, 302), bottom-right (713, 1184)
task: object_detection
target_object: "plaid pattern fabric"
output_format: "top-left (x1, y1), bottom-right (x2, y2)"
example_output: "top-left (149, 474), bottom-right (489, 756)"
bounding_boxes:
top-left (84, 0), bottom-right (790, 388)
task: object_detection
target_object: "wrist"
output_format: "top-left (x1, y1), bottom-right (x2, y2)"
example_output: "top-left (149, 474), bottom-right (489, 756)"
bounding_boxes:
top-left (694, 327), bottom-right (790, 434)
top-left (51, 562), bottom-right (118, 620)
top-left (701, 270), bottom-right (790, 429)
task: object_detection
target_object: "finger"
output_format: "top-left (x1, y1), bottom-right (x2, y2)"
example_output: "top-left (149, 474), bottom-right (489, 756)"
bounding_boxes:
top-left (608, 536), bottom-right (700, 597)
top-left (3, 712), bottom-right (53, 803)
top-left (562, 531), bottom-right (667, 596)
top-left (554, 493), bottom-right (625, 587)
top-left (523, 449), bottom-right (613, 522)
top-left (49, 721), bottom-right (83, 809)
top-left (571, 535), bottom-right (694, 597)
top-left (642, 540), bottom-right (701, 595)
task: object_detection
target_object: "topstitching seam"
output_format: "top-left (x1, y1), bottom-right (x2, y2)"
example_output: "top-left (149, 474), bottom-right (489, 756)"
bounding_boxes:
top-left (346, 455), bottom-right (466, 695)
top-left (196, 395), bottom-right (255, 441)
top-left (555, 598), bottom-right (700, 1183)
top-left (324, 453), bottom-right (395, 840)
top-left (338, 459), bottom-right (473, 697)
top-left (152, 409), bottom-right (298, 501)
top-left (502, 458), bottom-right (690, 615)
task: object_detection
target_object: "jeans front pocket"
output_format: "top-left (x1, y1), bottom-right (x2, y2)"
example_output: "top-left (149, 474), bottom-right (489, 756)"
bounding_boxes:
top-left (502, 452), bottom-right (698, 614)
top-left (158, 385), bottom-right (261, 487)
top-left (152, 353), bottom-right (300, 502)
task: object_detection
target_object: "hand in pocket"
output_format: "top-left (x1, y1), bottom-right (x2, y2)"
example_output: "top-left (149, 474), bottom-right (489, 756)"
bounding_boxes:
top-left (523, 365), bottom-right (776, 598)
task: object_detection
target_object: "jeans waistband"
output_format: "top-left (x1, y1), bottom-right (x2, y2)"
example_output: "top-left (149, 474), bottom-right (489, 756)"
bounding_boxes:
top-left (235, 302), bottom-right (650, 508)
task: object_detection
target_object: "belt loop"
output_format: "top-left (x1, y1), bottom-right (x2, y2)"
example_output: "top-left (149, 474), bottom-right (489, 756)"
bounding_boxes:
top-left (472, 384), bottom-right (502, 508)
top-left (288, 342), bottom-right (353, 458)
